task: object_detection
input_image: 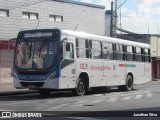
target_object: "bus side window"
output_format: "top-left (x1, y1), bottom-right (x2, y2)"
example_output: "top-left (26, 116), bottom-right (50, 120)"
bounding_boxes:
top-left (90, 40), bottom-right (102, 59)
top-left (115, 44), bottom-right (124, 60)
top-left (135, 47), bottom-right (142, 62)
top-left (144, 48), bottom-right (150, 62)
top-left (132, 46), bottom-right (135, 61)
top-left (65, 43), bottom-right (74, 59)
top-left (102, 42), bottom-right (113, 60)
top-left (126, 46), bottom-right (134, 61)
top-left (76, 38), bottom-right (89, 59)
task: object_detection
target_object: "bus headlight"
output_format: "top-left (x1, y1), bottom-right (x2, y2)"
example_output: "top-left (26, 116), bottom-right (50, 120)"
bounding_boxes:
top-left (48, 71), bottom-right (57, 80)
top-left (13, 72), bottom-right (19, 80)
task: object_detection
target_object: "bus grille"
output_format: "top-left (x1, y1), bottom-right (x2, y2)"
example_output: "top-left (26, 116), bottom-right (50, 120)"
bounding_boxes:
top-left (20, 82), bottom-right (44, 87)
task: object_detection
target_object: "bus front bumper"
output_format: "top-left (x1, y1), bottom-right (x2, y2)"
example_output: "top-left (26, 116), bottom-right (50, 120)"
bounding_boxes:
top-left (13, 78), bottom-right (60, 90)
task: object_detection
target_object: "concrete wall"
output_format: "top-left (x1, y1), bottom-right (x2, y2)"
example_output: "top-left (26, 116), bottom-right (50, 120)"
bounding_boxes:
top-left (0, 50), bottom-right (14, 84)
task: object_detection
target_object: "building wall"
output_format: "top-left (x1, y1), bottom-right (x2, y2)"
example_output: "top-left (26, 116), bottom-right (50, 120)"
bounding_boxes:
top-left (105, 13), bottom-right (111, 37)
top-left (0, 50), bottom-right (14, 84)
top-left (0, 0), bottom-right (105, 40)
top-left (150, 36), bottom-right (160, 80)
top-left (105, 10), bottom-right (111, 37)
top-left (0, 0), bottom-right (105, 84)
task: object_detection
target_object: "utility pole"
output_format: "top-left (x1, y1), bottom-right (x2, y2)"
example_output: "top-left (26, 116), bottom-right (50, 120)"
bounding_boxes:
top-left (113, 0), bottom-right (118, 37)
top-left (111, 0), bottom-right (128, 37)
top-left (110, 0), bottom-right (118, 37)
top-left (110, 2), bottom-right (113, 37)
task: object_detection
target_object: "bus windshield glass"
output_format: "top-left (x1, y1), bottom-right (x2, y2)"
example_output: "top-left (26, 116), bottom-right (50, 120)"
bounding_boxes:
top-left (15, 39), bottom-right (57, 69)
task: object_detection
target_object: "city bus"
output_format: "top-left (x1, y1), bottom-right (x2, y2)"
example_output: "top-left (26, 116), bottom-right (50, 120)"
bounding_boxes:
top-left (11, 28), bottom-right (151, 96)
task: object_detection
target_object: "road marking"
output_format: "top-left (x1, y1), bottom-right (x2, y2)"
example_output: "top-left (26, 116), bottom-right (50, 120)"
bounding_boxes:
top-left (108, 98), bottom-right (117, 102)
top-left (89, 99), bottom-right (103, 104)
top-left (146, 93), bottom-right (152, 97)
top-left (46, 100), bottom-right (59, 104)
top-left (0, 109), bottom-right (10, 111)
top-left (93, 94), bottom-right (103, 97)
top-left (72, 101), bottom-right (85, 107)
top-left (121, 96), bottom-right (131, 101)
top-left (135, 94), bottom-right (143, 99)
top-left (47, 103), bottom-right (69, 110)
top-left (0, 101), bottom-right (36, 106)
top-left (102, 91), bottom-right (151, 98)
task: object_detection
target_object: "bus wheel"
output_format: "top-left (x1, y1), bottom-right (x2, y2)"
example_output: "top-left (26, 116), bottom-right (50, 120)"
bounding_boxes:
top-left (72, 78), bottom-right (86, 96)
top-left (126, 74), bottom-right (133, 91)
top-left (118, 75), bottom-right (133, 91)
top-left (39, 89), bottom-right (50, 97)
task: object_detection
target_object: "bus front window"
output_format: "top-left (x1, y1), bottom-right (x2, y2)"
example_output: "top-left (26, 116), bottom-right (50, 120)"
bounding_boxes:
top-left (15, 40), bottom-right (57, 69)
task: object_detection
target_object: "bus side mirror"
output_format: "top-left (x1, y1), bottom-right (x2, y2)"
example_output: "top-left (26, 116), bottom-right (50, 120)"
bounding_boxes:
top-left (8, 38), bottom-right (16, 52)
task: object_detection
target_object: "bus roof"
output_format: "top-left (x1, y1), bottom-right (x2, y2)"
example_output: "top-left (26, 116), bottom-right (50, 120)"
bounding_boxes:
top-left (62, 30), bottom-right (150, 48)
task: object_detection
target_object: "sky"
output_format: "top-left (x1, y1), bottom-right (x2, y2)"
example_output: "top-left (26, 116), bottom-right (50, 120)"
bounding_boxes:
top-left (74, 0), bottom-right (160, 34)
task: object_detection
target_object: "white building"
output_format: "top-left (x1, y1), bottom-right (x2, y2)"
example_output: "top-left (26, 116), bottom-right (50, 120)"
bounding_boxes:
top-left (0, 0), bottom-right (105, 40)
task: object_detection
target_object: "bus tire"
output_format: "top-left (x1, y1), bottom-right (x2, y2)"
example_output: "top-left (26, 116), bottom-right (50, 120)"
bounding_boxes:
top-left (39, 89), bottom-right (50, 97)
top-left (126, 74), bottom-right (133, 91)
top-left (72, 78), bottom-right (86, 96)
top-left (118, 74), bottom-right (133, 91)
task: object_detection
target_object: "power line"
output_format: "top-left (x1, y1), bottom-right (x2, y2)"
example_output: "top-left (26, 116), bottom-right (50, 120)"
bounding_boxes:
top-left (116, 0), bottom-right (127, 11)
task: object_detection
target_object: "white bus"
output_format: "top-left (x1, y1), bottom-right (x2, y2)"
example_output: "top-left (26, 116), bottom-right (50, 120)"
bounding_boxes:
top-left (12, 29), bottom-right (151, 96)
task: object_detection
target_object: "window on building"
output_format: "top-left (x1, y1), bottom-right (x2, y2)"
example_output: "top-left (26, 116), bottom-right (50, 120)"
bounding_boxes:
top-left (49, 15), bottom-right (63, 22)
top-left (135, 47), bottom-right (143, 62)
top-left (76, 38), bottom-right (89, 59)
top-left (30, 13), bottom-right (38, 19)
top-left (126, 46), bottom-right (133, 61)
top-left (102, 42), bottom-right (113, 60)
top-left (0, 9), bottom-right (9, 17)
top-left (115, 44), bottom-right (124, 60)
top-left (90, 40), bottom-right (102, 59)
top-left (22, 12), bottom-right (38, 20)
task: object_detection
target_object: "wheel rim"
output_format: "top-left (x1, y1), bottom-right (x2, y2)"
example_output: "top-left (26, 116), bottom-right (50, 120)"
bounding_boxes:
top-left (78, 82), bottom-right (85, 93)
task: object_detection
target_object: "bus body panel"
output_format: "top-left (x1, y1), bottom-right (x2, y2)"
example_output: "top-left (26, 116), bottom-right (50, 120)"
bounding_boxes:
top-left (131, 62), bottom-right (145, 84)
top-left (104, 61), bottom-right (126, 86)
top-left (144, 63), bottom-right (152, 83)
top-left (60, 62), bottom-right (76, 89)
top-left (88, 60), bottom-right (103, 87)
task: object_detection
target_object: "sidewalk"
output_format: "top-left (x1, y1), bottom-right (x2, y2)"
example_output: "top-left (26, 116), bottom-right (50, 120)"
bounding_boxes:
top-left (0, 82), bottom-right (37, 96)
top-left (147, 79), bottom-right (160, 85)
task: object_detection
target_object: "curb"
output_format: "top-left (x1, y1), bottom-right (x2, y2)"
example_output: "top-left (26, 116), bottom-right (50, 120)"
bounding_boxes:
top-left (0, 90), bottom-right (37, 96)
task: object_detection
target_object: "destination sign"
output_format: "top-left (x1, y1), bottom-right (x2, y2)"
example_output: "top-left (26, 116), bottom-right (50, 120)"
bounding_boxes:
top-left (24, 32), bottom-right (53, 38)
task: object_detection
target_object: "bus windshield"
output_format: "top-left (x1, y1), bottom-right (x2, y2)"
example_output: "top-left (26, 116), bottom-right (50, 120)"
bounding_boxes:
top-left (15, 39), bottom-right (57, 70)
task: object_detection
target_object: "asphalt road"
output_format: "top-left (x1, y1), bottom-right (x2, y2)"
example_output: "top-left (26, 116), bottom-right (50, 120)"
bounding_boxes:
top-left (0, 83), bottom-right (160, 120)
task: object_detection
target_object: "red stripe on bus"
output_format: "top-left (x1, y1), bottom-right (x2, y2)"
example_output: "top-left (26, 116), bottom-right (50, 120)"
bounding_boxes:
top-left (119, 64), bottom-right (125, 67)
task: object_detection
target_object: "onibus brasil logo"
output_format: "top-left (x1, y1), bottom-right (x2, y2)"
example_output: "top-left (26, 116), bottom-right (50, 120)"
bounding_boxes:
top-left (1, 112), bottom-right (42, 118)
